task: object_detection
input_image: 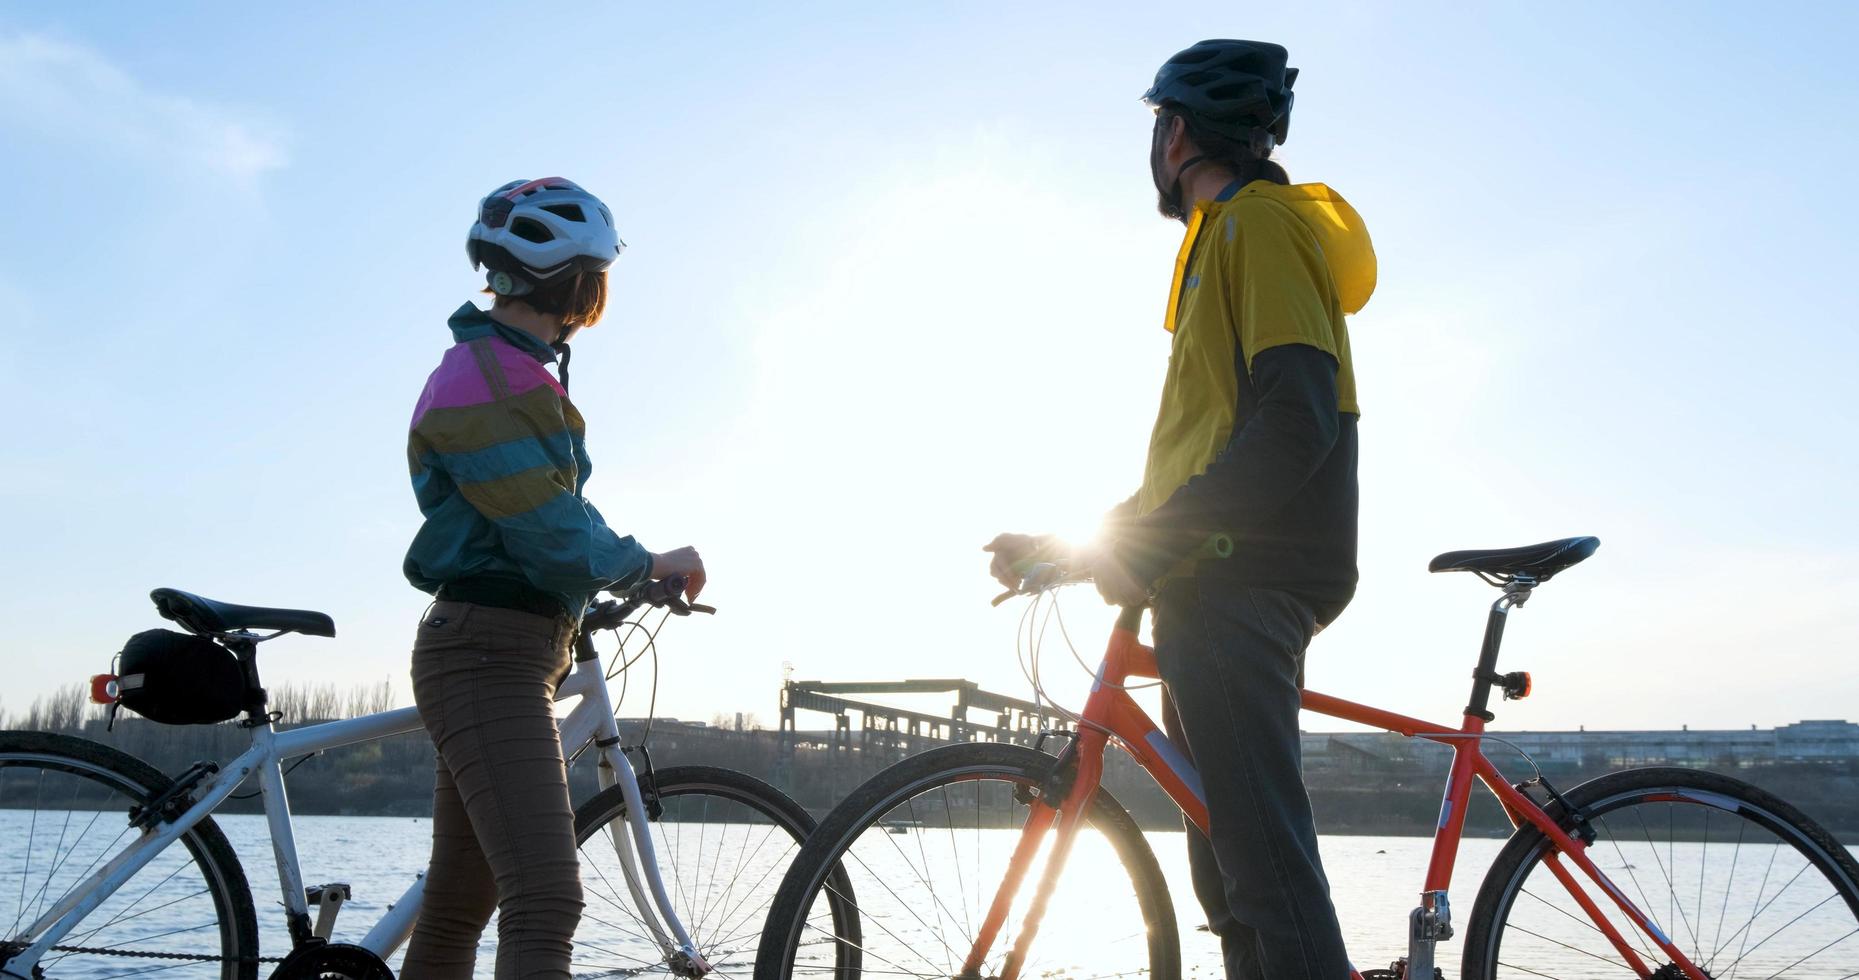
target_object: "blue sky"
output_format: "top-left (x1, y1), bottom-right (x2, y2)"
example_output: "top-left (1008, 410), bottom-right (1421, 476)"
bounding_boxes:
top-left (1, 2), bottom-right (1855, 732)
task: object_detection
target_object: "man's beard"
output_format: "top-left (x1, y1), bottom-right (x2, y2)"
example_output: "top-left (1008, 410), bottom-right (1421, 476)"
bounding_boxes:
top-left (1151, 121), bottom-right (1187, 221)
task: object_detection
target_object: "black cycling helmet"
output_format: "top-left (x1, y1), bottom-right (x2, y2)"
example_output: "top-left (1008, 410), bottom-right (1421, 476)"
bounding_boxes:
top-left (1141, 39), bottom-right (1297, 145)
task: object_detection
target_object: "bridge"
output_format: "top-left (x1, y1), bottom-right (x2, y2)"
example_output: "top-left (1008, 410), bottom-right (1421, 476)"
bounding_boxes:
top-left (778, 677), bottom-right (1070, 750)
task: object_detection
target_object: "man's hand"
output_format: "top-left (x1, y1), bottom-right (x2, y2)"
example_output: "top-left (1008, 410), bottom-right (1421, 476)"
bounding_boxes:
top-left (1090, 546), bottom-right (1150, 608)
top-left (647, 546), bottom-right (707, 600)
top-left (982, 533), bottom-right (1059, 591)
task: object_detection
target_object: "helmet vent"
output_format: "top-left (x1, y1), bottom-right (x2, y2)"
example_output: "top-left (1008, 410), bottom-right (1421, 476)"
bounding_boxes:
top-left (510, 217), bottom-right (555, 244)
top-left (541, 204), bottom-right (587, 222)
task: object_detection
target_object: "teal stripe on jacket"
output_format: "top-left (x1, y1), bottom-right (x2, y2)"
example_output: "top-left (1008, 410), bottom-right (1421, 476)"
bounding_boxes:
top-left (403, 304), bottom-right (651, 617)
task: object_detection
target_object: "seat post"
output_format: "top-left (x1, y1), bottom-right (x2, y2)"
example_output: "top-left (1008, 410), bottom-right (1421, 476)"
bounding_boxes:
top-left (1464, 583), bottom-right (1531, 721)
top-left (222, 634), bottom-right (270, 721)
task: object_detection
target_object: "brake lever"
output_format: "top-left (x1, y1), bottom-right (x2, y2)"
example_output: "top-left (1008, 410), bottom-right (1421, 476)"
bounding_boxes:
top-left (661, 593), bottom-right (719, 617)
top-left (992, 562), bottom-right (1071, 606)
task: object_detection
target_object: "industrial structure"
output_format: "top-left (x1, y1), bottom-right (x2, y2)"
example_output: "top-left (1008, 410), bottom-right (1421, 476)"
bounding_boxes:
top-left (779, 677), bottom-right (1070, 749)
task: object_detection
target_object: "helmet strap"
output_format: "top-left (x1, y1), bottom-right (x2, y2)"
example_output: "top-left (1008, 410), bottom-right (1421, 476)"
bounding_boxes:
top-left (1162, 153), bottom-right (1208, 222)
top-left (1172, 153), bottom-right (1209, 190)
top-left (551, 340), bottom-right (572, 394)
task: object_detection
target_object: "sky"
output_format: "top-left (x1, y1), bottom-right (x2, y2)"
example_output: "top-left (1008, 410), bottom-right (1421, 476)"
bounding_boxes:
top-left (1, 2), bottom-right (1855, 735)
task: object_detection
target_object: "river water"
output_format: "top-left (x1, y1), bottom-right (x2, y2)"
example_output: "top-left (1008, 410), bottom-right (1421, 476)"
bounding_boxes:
top-left (5, 811), bottom-right (1855, 977)
top-left (229, 816), bottom-right (1859, 978)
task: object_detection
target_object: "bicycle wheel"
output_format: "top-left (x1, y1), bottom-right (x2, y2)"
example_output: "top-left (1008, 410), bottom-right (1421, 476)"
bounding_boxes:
top-left (571, 764), bottom-right (856, 978)
top-left (1464, 766), bottom-right (1859, 980)
top-left (0, 730), bottom-right (259, 979)
top-left (755, 741), bottom-right (1179, 980)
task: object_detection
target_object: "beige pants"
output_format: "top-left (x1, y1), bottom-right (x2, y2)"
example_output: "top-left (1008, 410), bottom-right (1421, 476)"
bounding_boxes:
top-left (401, 601), bottom-right (581, 980)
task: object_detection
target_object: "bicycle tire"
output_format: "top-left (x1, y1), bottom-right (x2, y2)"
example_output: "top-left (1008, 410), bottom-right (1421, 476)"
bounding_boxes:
top-left (0, 730), bottom-right (260, 980)
top-left (1463, 765), bottom-right (1859, 979)
top-left (754, 741), bottom-right (1179, 980)
top-left (572, 764), bottom-right (857, 978)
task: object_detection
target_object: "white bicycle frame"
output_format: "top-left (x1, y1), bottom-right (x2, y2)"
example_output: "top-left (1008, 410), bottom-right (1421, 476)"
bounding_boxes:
top-left (4, 649), bottom-right (707, 976)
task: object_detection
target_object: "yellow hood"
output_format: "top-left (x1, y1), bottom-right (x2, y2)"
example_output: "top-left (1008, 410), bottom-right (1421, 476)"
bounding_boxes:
top-left (1220, 181), bottom-right (1377, 315)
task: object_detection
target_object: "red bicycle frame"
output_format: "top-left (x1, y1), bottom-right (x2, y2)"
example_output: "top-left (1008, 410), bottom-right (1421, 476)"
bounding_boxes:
top-left (960, 605), bottom-right (1708, 980)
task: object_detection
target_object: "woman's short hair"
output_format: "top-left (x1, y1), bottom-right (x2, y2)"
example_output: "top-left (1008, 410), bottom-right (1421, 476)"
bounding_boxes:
top-left (491, 270), bottom-right (608, 329)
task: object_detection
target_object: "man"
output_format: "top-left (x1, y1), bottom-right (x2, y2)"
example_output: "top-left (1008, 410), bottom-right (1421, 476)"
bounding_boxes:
top-left (986, 39), bottom-right (1376, 980)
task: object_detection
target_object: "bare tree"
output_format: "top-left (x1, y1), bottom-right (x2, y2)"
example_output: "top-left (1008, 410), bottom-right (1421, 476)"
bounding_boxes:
top-left (343, 680), bottom-right (396, 718)
top-left (9, 683), bottom-right (98, 732)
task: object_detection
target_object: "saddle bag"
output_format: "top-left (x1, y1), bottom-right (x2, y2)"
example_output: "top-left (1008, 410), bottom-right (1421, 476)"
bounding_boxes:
top-left (115, 629), bottom-right (248, 725)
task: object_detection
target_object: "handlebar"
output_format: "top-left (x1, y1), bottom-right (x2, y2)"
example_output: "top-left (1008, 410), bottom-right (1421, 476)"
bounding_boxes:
top-left (582, 575), bottom-right (715, 632)
top-left (987, 533), bottom-right (1232, 607)
top-left (991, 561), bottom-right (1085, 607)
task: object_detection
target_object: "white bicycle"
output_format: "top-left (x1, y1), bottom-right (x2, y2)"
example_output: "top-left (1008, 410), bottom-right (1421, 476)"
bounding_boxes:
top-left (0, 578), bottom-right (857, 979)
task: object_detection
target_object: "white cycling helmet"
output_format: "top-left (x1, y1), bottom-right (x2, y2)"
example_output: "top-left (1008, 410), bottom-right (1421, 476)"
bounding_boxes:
top-left (466, 177), bottom-right (624, 296)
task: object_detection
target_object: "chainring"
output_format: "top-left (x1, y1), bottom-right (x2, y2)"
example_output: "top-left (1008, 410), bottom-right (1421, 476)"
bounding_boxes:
top-left (267, 942), bottom-right (393, 980)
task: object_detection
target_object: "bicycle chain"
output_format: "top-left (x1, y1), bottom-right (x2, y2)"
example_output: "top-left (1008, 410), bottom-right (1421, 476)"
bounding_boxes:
top-left (50, 944), bottom-right (282, 964)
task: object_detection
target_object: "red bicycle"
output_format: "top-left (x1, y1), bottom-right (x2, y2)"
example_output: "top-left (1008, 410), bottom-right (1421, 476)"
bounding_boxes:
top-left (755, 536), bottom-right (1859, 979)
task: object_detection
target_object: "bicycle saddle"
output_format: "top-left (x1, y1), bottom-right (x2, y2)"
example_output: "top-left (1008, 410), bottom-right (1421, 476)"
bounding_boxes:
top-left (150, 588), bottom-right (337, 638)
top-left (1427, 536), bottom-right (1599, 584)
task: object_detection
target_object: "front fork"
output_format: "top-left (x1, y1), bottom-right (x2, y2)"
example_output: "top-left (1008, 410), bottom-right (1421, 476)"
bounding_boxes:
top-left (958, 729), bottom-right (1108, 980)
top-left (591, 720), bottom-right (712, 978)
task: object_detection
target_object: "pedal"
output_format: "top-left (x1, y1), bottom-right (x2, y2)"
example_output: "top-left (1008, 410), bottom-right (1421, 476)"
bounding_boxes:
top-left (1364, 965), bottom-right (1444, 980)
top-left (305, 883), bottom-right (351, 940)
top-left (1405, 890), bottom-right (1453, 979)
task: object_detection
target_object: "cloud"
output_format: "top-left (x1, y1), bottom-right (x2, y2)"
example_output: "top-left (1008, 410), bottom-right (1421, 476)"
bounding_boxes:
top-left (0, 33), bottom-right (286, 183)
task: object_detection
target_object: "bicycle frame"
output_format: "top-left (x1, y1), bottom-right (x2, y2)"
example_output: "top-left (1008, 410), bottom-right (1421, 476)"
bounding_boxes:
top-left (963, 613), bottom-right (1711, 980)
top-left (4, 648), bottom-right (708, 977)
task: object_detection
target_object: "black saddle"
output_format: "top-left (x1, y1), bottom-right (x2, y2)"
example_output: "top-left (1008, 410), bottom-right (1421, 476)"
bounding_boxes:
top-left (150, 588), bottom-right (336, 638)
top-left (1428, 536), bottom-right (1599, 585)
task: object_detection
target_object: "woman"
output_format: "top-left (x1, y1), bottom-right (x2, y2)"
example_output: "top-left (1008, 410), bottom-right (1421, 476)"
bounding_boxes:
top-left (400, 177), bottom-right (705, 979)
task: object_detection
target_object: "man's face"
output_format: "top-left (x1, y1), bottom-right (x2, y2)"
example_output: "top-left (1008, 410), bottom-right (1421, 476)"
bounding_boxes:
top-left (1150, 113), bottom-right (1189, 221)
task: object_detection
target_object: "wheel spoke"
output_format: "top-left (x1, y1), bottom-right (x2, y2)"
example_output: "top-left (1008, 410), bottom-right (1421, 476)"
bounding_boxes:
top-left (1632, 804), bottom-right (1701, 952)
top-left (571, 773), bottom-right (821, 976)
top-left (1757, 924), bottom-right (1859, 980)
top-left (1709, 815), bottom-right (1746, 968)
top-left (1505, 921), bottom-right (1638, 970)
top-left (1596, 814), bottom-right (1668, 962)
top-left (760, 747), bottom-right (1165, 980)
top-left (1481, 776), bottom-right (1859, 980)
top-left (1721, 891), bottom-right (1841, 974)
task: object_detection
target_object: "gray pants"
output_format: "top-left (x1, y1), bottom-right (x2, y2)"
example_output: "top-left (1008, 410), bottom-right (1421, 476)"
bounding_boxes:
top-left (1154, 578), bottom-right (1352, 980)
top-left (401, 601), bottom-right (582, 980)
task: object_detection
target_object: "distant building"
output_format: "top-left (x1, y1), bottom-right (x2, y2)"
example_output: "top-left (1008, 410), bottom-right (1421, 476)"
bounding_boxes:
top-left (1300, 720), bottom-right (1859, 772)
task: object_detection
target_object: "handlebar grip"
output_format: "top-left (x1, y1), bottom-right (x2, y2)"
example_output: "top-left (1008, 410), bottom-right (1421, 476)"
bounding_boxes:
top-left (641, 576), bottom-right (687, 604)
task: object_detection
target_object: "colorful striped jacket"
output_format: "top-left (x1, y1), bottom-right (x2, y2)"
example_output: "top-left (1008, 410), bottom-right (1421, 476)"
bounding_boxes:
top-left (403, 304), bottom-right (652, 616)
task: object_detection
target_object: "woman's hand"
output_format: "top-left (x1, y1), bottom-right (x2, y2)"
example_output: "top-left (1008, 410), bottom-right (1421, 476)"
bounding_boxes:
top-left (648, 546), bottom-right (707, 600)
